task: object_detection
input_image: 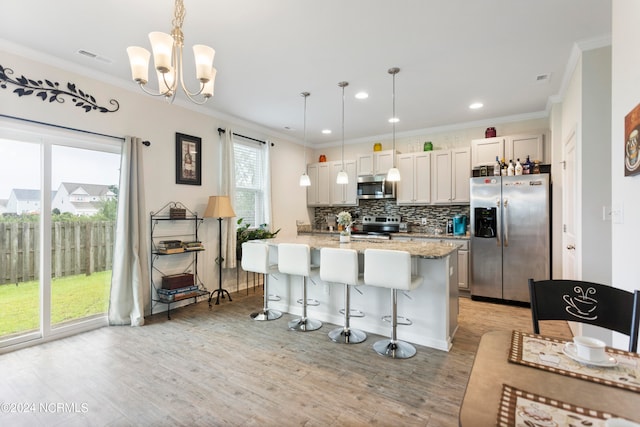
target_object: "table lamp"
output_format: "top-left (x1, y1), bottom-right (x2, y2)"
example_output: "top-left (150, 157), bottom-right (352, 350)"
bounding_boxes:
top-left (204, 195), bottom-right (236, 305)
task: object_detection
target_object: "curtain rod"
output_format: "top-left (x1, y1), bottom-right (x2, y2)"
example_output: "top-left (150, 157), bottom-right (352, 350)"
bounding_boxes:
top-left (217, 127), bottom-right (273, 146)
top-left (0, 113), bottom-right (151, 146)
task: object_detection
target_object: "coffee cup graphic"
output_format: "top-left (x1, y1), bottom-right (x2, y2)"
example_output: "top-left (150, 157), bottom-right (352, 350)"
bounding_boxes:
top-left (563, 286), bottom-right (598, 320)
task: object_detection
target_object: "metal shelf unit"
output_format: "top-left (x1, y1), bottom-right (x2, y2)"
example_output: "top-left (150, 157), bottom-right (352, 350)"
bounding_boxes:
top-left (149, 202), bottom-right (208, 319)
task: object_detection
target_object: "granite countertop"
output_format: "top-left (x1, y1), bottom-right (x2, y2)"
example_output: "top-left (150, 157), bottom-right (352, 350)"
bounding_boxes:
top-left (299, 228), bottom-right (470, 241)
top-left (267, 234), bottom-right (458, 259)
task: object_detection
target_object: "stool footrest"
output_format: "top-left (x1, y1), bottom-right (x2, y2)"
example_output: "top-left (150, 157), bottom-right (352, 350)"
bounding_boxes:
top-left (339, 308), bottom-right (365, 318)
top-left (297, 298), bottom-right (319, 306)
top-left (381, 315), bottom-right (412, 326)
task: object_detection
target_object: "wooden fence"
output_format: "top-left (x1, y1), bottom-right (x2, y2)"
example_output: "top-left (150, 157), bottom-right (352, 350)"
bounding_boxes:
top-left (0, 221), bottom-right (115, 285)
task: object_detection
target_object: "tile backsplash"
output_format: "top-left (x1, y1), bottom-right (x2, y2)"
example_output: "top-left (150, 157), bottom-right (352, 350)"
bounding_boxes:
top-left (314, 200), bottom-right (470, 233)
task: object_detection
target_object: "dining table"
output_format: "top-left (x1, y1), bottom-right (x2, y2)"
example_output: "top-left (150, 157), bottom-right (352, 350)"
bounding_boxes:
top-left (459, 330), bottom-right (640, 427)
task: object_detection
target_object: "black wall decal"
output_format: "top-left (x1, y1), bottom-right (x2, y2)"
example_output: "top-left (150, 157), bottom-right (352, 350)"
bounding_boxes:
top-left (0, 64), bottom-right (119, 113)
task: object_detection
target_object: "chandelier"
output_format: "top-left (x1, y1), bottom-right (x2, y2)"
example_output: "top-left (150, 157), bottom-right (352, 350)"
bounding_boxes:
top-left (126, 0), bottom-right (216, 105)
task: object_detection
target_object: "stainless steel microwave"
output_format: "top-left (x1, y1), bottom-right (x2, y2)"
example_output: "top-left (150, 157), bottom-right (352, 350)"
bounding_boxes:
top-left (357, 174), bottom-right (395, 200)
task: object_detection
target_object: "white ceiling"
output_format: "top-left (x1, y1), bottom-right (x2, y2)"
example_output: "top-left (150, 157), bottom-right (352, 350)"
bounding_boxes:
top-left (0, 1), bottom-right (611, 146)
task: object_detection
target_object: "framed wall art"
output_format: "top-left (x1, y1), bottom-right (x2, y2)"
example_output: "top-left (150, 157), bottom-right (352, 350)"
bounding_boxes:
top-left (624, 103), bottom-right (640, 176)
top-left (175, 133), bottom-right (202, 185)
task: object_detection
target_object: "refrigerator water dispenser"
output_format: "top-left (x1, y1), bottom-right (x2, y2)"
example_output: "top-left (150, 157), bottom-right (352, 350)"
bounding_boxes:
top-left (474, 208), bottom-right (496, 238)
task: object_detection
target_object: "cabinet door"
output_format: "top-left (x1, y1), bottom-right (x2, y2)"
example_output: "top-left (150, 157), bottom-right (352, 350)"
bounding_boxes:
top-left (451, 147), bottom-right (470, 203)
top-left (506, 134), bottom-right (543, 164)
top-left (317, 162), bottom-right (331, 205)
top-left (375, 150), bottom-right (394, 175)
top-left (331, 160), bottom-right (357, 205)
top-left (471, 137), bottom-right (505, 167)
top-left (357, 153), bottom-right (374, 175)
top-left (458, 249), bottom-right (469, 289)
top-left (432, 150), bottom-right (452, 204)
top-left (396, 153), bottom-right (415, 204)
top-left (414, 152), bottom-right (431, 203)
top-left (306, 163), bottom-right (319, 206)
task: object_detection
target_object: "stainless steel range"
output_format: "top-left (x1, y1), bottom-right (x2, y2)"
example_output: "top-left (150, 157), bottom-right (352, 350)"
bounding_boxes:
top-left (353, 215), bottom-right (401, 239)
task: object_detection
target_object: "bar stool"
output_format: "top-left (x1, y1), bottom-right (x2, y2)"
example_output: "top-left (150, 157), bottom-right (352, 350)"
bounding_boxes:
top-left (320, 247), bottom-right (367, 344)
top-left (241, 242), bottom-right (282, 321)
top-left (364, 248), bottom-right (423, 359)
top-left (278, 243), bottom-right (322, 331)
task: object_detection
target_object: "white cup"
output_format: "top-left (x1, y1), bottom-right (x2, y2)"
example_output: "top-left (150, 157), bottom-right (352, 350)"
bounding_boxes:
top-left (573, 336), bottom-right (607, 362)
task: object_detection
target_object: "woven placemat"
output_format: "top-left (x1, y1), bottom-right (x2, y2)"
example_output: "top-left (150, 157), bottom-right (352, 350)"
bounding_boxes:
top-left (497, 384), bottom-right (617, 427)
top-left (509, 330), bottom-right (640, 393)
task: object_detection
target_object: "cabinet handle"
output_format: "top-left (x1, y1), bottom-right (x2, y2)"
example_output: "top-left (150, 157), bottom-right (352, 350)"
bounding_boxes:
top-left (566, 244), bottom-right (575, 250)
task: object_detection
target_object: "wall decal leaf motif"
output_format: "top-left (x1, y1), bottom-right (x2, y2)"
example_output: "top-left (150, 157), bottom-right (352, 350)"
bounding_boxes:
top-left (0, 64), bottom-right (119, 113)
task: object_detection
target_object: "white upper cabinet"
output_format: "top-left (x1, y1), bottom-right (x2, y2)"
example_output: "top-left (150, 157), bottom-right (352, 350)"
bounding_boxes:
top-left (331, 160), bottom-right (357, 206)
top-left (432, 148), bottom-right (470, 204)
top-left (396, 152), bottom-right (431, 205)
top-left (307, 160), bottom-right (357, 207)
top-left (506, 134), bottom-right (544, 164)
top-left (471, 134), bottom-right (544, 168)
top-left (357, 150), bottom-right (394, 176)
top-left (307, 162), bottom-right (330, 206)
top-left (471, 137), bottom-right (505, 167)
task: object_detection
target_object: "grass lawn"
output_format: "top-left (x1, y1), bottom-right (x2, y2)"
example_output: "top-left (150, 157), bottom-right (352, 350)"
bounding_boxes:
top-left (0, 271), bottom-right (111, 337)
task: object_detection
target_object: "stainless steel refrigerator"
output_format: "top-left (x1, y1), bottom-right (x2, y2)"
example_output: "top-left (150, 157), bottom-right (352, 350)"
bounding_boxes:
top-left (470, 174), bottom-right (550, 303)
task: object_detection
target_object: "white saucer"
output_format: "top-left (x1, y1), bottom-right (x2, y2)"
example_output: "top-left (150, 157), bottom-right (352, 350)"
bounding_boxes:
top-left (562, 343), bottom-right (618, 367)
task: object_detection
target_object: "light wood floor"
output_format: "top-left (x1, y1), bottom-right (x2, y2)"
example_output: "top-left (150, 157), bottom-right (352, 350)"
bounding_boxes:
top-left (0, 291), bottom-right (571, 427)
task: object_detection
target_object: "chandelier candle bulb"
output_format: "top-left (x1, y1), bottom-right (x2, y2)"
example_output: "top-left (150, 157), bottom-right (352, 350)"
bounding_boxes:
top-left (126, 47), bottom-right (151, 83)
top-left (149, 32), bottom-right (173, 72)
top-left (193, 45), bottom-right (215, 81)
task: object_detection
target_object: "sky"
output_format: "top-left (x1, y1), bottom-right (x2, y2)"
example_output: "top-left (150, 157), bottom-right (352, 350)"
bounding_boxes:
top-left (0, 138), bottom-right (121, 200)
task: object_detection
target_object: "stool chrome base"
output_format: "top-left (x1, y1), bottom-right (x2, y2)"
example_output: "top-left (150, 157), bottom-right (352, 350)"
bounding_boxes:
top-left (329, 327), bottom-right (366, 344)
top-left (250, 308), bottom-right (282, 321)
top-left (373, 339), bottom-right (417, 359)
top-left (288, 317), bottom-right (322, 331)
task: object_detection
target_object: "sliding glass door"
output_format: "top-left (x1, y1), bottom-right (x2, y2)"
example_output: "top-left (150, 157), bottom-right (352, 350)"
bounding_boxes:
top-left (0, 126), bottom-right (121, 349)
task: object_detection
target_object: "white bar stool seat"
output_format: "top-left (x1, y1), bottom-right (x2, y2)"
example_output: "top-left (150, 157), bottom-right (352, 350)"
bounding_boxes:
top-left (278, 243), bottom-right (322, 331)
top-left (364, 248), bottom-right (423, 359)
top-left (241, 242), bottom-right (282, 321)
top-left (320, 248), bottom-right (366, 344)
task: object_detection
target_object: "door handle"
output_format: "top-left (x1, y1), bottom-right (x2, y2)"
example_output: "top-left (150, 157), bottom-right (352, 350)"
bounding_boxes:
top-left (566, 244), bottom-right (575, 250)
top-left (496, 199), bottom-right (501, 246)
top-left (503, 198), bottom-right (509, 247)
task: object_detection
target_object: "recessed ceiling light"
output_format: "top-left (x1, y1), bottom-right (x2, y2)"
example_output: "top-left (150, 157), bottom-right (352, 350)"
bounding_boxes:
top-left (388, 117), bottom-right (399, 123)
top-left (355, 92), bottom-right (369, 100)
top-left (469, 102), bottom-right (483, 110)
top-left (322, 129), bottom-right (332, 134)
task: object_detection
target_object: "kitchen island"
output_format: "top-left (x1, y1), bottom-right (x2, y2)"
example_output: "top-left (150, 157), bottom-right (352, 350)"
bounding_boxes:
top-left (260, 235), bottom-right (459, 351)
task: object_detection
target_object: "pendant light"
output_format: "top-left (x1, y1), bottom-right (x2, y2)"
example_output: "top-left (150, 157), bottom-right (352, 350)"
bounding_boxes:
top-left (387, 67), bottom-right (401, 182)
top-left (336, 81), bottom-right (349, 185)
top-left (299, 92), bottom-right (311, 187)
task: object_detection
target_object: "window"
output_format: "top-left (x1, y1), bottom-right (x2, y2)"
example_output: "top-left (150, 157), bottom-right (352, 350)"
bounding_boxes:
top-left (234, 141), bottom-right (266, 227)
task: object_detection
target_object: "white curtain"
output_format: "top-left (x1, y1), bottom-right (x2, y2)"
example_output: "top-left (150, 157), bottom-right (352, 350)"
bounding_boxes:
top-left (221, 129), bottom-right (237, 269)
top-left (263, 141), bottom-right (273, 230)
top-left (108, 136), bottom-right (148, 326)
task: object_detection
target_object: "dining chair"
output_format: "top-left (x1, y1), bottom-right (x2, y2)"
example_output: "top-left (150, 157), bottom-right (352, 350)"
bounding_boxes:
top-left (528, 278), bottom-right (640, 352)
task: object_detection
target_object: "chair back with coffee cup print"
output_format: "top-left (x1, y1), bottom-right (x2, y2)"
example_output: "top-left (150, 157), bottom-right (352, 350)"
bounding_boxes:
top-left (528, 278), bottom-right (640, 352)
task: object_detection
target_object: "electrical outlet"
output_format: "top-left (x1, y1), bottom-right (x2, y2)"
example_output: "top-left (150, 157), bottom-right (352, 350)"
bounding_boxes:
top-left (421, 218), bottom-right (427, 225)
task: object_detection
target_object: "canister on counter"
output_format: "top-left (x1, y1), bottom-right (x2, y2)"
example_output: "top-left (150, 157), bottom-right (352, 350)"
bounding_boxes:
top-left (446, 219), bottom-right (453, 234)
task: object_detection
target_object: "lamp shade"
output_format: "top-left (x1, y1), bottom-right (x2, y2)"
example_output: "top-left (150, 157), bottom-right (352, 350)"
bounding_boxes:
top-left (204, 196), bottom-right (236, 218)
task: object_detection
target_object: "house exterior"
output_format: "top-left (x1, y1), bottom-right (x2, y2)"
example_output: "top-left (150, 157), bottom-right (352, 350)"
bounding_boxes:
top-left (5, 189), bottom-right (49, 214)
top-left (51, 182), bottom-right (116, 216)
